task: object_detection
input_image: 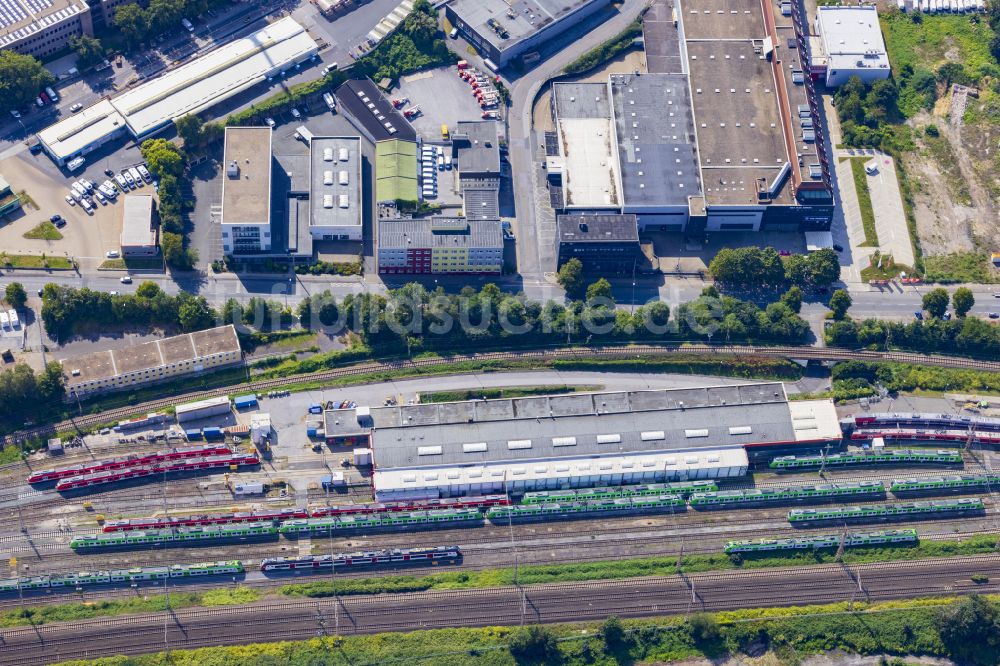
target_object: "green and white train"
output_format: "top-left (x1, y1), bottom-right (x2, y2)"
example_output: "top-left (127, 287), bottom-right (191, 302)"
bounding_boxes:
top-left (486, 494), bottom-right (685, 523)
top-left (278, 508), bottom-right (483, 536)
top-left (770, 449), bottom-right (963, 471)
top-left (724, 529), bottom-right (918, 554)
top-left (522, 481), bottom-right (717, 504)
top-left (690, 482), bottom-right (884, 508)
top-left (70, 524), bottom-right (279, 551)
top-left (0, 561), bottom-right (244, 593)
top-left (890, 475), bottom-right (1000, 495)
top-left (787, 498), bottom-right (984, 524)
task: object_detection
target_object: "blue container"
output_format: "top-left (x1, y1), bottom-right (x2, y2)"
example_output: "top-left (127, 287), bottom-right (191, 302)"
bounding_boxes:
top-left (308, 403), bottom-right (323, 414)
top-left (307, 426), bottom-right (318, 437)
top-left (185, 429), bottom-right (203, 440)
top-left (234, 394), bottom-right (258, 409)
top-left (202, 427), bottom-right (224, 440)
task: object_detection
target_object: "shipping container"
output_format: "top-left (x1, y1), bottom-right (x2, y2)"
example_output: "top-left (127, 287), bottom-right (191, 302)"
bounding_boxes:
top-left (233, 394), bottom-right (258, 410)
top-left (322, 473), bottom-right (346, 490)
top-left (176, 396), bottom-right (232, 423)
top-left (185, 429), bottom-right (203, 440)
top-left (202, 427), bottom-right (224, 440)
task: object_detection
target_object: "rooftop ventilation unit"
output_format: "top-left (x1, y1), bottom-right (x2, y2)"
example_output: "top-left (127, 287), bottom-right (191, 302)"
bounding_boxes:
top-left (226, 161), bottom-right (240, 178)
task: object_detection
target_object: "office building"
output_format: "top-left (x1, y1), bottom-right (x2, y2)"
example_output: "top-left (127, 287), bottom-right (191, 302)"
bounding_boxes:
top-left (221, 127), bottom-right (273, 256)
top-left (556, 214), bottom-right (640, 273)
top-left (309, 136), bottom-right (362, 241)
top-left (377, 217), bottom-right (502, 275)
top-left (811, 6), bottom-right (890, 87)
top-left (0, 0), bottom-right (92, 58)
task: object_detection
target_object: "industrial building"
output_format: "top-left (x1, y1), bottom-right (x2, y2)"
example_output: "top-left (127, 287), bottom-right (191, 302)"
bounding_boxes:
top-left (308, 136), bottom-right (362, 241)
top-left (0, 0), bottom-right (92, 58)
top-left (321, 383), bottom-right (840, 499)
top-left (176, 396), bottom-right (233, 424)
top-left (335, 78), bottom-right (416, 143)
top-left (37, 17), bottom-right (319, 165)
top-left (221, 127), bottom-right (274, 256)
top-left (556, 214), bottom-right (640, 273)
top-left (810, 6), bottom-right (890, 87)
top-left (62, 325), bottom-right (242, 399)
top-left (445, 0), bottom-right (611, 68)
top-left (454, 120), bottom-right (502, 220)
top-left (547, 0), bottom-right (833, 236)
top-left (119, 194), bottom-right (158, 256)
top-left (377, 217), bottom-right (503, 274)
top-left (375, 139), bottom-right (419, 204)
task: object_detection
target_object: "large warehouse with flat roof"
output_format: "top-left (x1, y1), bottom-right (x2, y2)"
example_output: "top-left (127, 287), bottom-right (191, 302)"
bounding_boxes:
top-left (323, 383), bottom-right (841, 499)
top-left (37, 17), bottom-right (318, 165)
top-left (61, 325), bottom-right (242, 399)
top-left (548, 0), bottom-right (834, 236)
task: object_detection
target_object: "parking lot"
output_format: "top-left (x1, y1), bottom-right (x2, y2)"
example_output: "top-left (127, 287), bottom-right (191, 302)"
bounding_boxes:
top-left (392, 66), bottom-right (496, 140)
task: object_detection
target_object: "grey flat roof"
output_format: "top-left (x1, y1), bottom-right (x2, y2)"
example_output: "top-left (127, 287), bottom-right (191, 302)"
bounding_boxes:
top-left (450, 0), bottom-right (603, 53)
top-left (610, 73), bottom-right (700, 207)
top-left (221, 127), bottom-right (272, 226)
top-left (455, 121), bottom-right (501, 177)
top-left (336, 79), bottom-right (416, 142)
top-left (680, 0), bottom-right (764, 40)
top-left (370, 384), bottom-right (797, 469)
top-left (463, 188), bottom-right (500, 220)
top-left (120, 195), bottom-right (156, 248)
top-left (378, 217), bottom-right (502, 249)
top-left (557, 214), bottom-right (638, 243)
top-left (552, 81), bottom-right (611, 120)
top-left (309, 136), bottom-right (361, 231)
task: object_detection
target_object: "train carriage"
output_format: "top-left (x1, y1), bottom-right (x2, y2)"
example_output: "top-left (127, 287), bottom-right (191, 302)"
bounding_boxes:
top-left (28, 444), bottom-right (233, 483)
top-left (770, 449), bottom-right (962, 471)
top-left (724, 529), bottom-right (918, 553)
top-left (56, 453), bottom-right (259, 491)
top-left (890, 475), bottom-right (1000, 495)
top-left (0, 562), bottom-right (245, 594)
top-left (278, 508), bottom-right (483, 536)
top-left (486, 494), bottom-right (685, 523)
top-left (522, 481), bottom-right (716, 504)
top-left (71, 525), bottom-right (277, 551)
top-left (690, 482), bottom-right (884, 508)
top-left (259, 546), bottom-right (461, 572)
top-left (787, 499), bottom-right (983, 524)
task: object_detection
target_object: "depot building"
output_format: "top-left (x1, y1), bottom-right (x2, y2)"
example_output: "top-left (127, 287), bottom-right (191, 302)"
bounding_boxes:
top-left (323, 383), bottom-right (842, 500)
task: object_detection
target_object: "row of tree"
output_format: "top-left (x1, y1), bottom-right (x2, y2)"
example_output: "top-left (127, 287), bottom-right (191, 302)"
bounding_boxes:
top-left (139, 138), bottom-right (198, 269)
top-left (293, 282), bottom-right (811, 353)
top-left (41, 282), bottom-right (215, 342)
top-left (114, 0), bottom-right (210, 48)
top-left (707, 247), bottom-right (841, 289)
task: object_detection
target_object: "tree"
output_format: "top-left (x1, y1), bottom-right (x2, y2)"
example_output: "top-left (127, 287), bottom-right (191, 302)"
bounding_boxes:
top-left (688, 613), bottom-right (722, 648)
top-left (508, 625), bottom-right (559, 665)
top-left (135, 281), bottom-right (162, 299)
top-left (952, 287), bottom-right (974, 318)
top-left (780, 286), bottom-right (803, 314)
top-left (557, 258), bottom-right (585, 299)
top-left (0, 51), bottom-right (56, 114)
top-left (922, 288), bottom-right (950, 319)
top-left (807, 248), bottom-right (841, 286)
top-left (140, 138), bottom-right (185, 179)
top-left (147, 0), bottom-right (184, 34)
top-left (585, 277), bottom-right (613, 303)
top-left (829, 289), bottom-right (852, 320)
top-left (68, 35), bottom-right (105, 69)
top-left (600, 615), bottom-right (629, 652)
top-left (174, 114), bottom-right (204, 147)
top-left (4, 282), bottom-right (27, 309)
top-left (161, 231), bottom-right (184, 265)
top-left (114, 3), bottom-right (150, 46)
top-left (936, 594), bottom-right (1000, 665)
top-left (177, 294), bottom-right (215, 332)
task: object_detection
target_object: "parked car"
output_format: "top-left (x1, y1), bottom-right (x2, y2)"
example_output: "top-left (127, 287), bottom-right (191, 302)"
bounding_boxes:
top-left (29, 143), bottom-right (43, 155)
top-left (914, 311), bottom-right (923, 320)
top-left (128, 167), bottom-right (143, 186)
top-left (265, 117), bottom-right (276, 128)
top-left (80, 198), bottom-right (93, 213)
top-left (65, 195), bottom-right (76, 206)
top-left (122, 170), bottom-right (135, 188)
top-left (106, 250), bottom-right (120, 258)
top-left (50, 214), bottom-right (62, 223)
top-left (10, 109), bottom-right (20, 119)
top-left (990, 313), bottom-right (999, 319)
top-left (70, 103), bottom-right (83, 113)
top-left (833, 244), bottom-right (844, 252)
top-left (120, 275), bottom-right (132, 284)
top-left (93, 190), bottom-right (107, 205)
top-left (114, 173), bottom-right (128, 190)
top-left (81, 179), bottom-right (95, 192)
top-left (290, 107), bottom-right (301, 119)
top-left (104, 168), bottom-right (115, 177)
top-left (137, 165), bottom-right (151, 181)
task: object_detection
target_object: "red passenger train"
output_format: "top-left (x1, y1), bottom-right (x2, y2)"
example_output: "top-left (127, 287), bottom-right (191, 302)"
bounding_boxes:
top-left (102, 494), bottom-right (510, 532)
top-left (28, 444), bottom-right (232, 483)
top-left (55, 453), bottom-right (259, 491)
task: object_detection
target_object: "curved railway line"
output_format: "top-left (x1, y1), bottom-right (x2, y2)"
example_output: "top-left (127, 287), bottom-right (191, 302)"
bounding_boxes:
top-left (2, 554), bottom-right (999, 666)
top-left (6, 342), bottom-right (1000, 448)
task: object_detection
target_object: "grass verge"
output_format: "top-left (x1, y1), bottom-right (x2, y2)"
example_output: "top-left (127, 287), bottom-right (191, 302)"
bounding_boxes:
top-left (850, 158), bottom-right (879, 247)
top-left (49, 594), bottom-right (999, 666)
top-left (420, 385), bottom-right (601, 403)
top-left (22, 221), bottom-right (62, 240)
top-left (924, 251), bottom-right (999, 284)
top-left (0, 253), bottom-right (73, 269)
top-left (563, 18), bottom-right (642, 75)
top-left (0, 586), bottom-right (259, 628)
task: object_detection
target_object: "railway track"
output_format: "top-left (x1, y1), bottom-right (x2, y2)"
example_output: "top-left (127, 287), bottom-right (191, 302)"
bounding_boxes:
top-left (6, 342), bottom-right (1000, 448)
top-left (3, 554), bottom-right (999, 666)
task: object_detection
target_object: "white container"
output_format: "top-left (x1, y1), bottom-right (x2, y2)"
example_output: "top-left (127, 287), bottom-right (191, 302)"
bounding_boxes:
top-left (353, 447), bottom-right (372, 466)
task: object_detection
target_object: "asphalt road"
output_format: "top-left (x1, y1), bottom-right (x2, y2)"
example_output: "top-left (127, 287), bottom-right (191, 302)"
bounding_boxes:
top-left (2, 555), bottom-right (997, 665)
